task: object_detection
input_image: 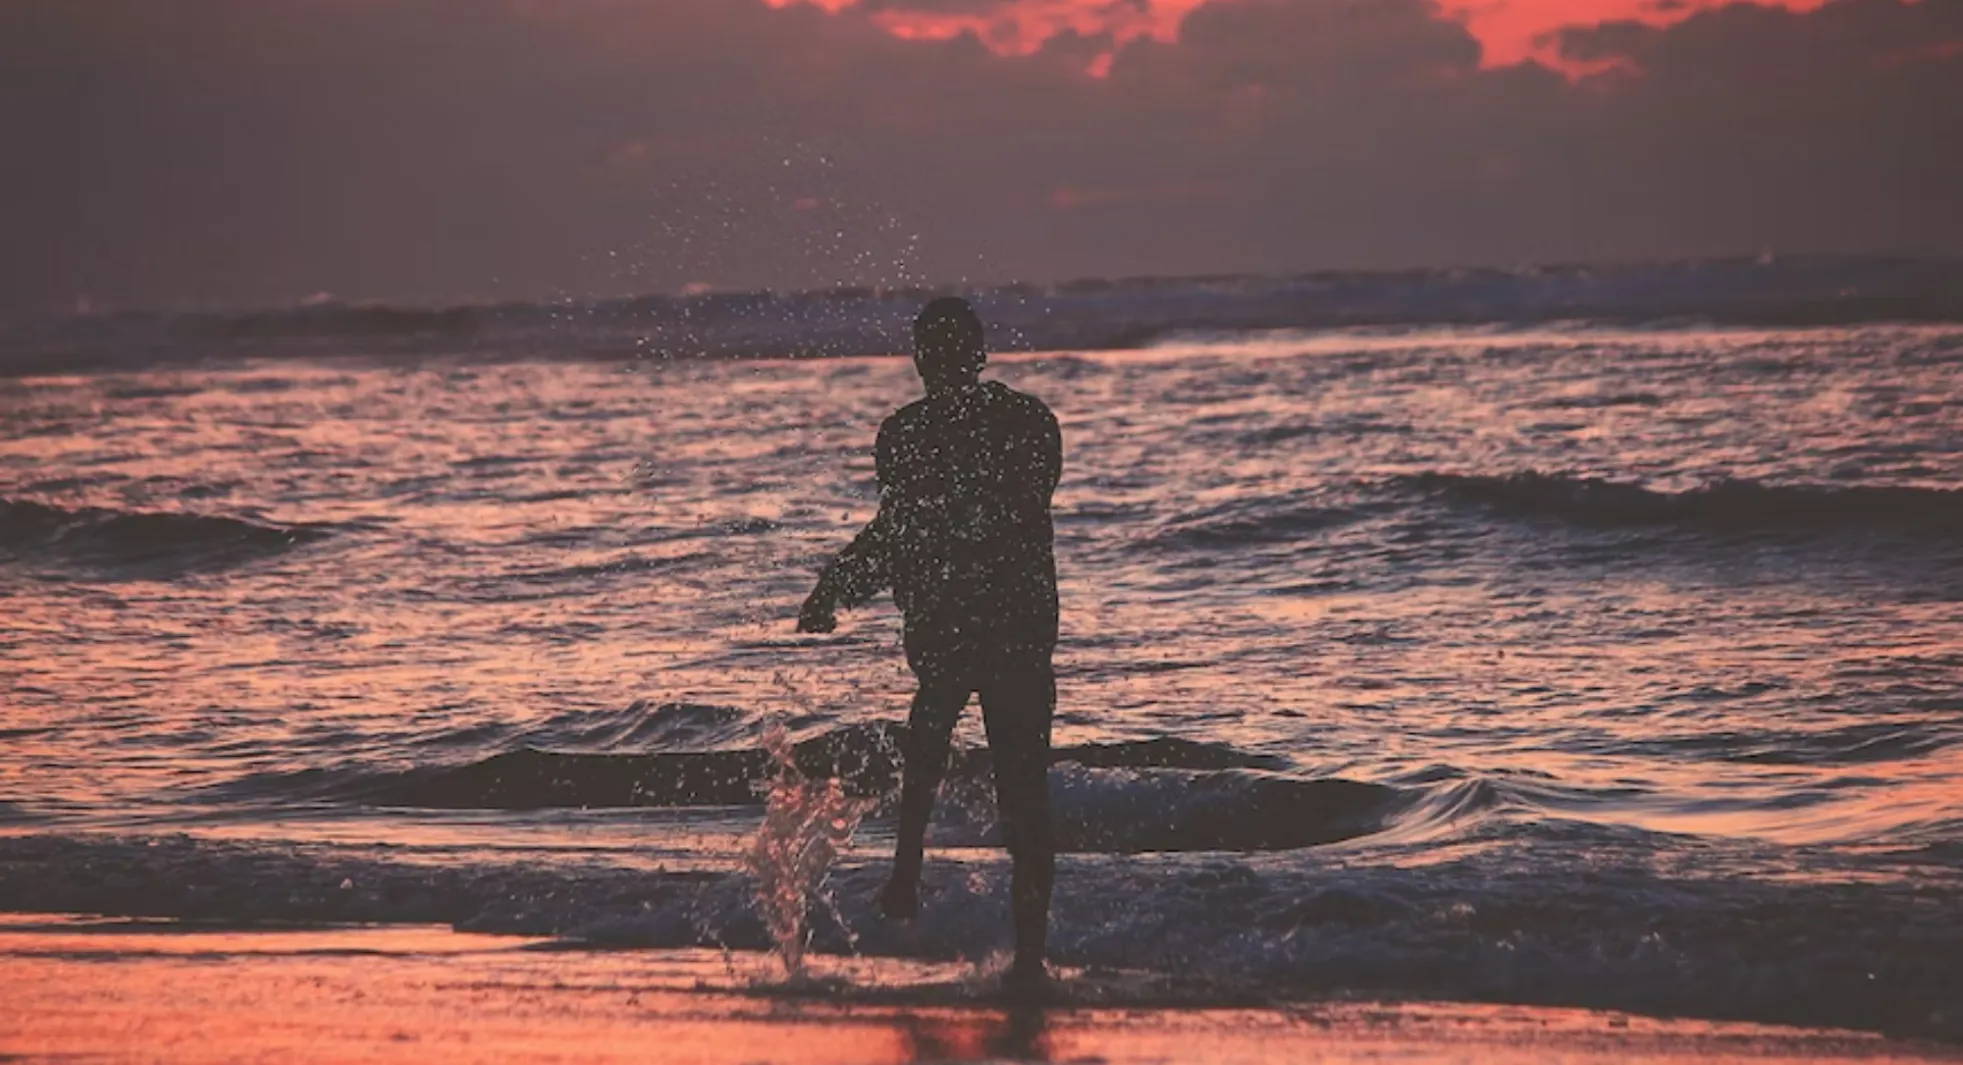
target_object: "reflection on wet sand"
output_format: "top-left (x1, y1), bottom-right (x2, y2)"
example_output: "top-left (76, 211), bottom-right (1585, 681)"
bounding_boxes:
top-left (2, 916), bottom-right (1954, 1065)
top-left (894, 1006), bottom-right (1048, 1062)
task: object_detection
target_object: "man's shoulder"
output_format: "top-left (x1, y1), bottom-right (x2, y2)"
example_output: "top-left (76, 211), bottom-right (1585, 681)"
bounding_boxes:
top-left (882, 397), bottom-right (934, 435)
top-left (880, 382), bottom-right (1054, 439)
top-left (877, 400), bottom-right (935, 457)
top-left (983, 380), bottom-right (1056, 425)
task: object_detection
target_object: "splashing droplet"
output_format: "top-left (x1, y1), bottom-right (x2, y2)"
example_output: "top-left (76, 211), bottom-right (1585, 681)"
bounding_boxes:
top-left (745, 722), bottom-right (876, 978)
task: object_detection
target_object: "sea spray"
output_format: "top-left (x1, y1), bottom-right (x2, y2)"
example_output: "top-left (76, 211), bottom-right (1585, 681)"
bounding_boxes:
top-left (745, 722), bottom-right (876, 977)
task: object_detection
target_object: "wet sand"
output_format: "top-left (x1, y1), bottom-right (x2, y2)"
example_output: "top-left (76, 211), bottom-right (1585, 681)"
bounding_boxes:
top-left (1, 914), bottom-right (1955, 1064)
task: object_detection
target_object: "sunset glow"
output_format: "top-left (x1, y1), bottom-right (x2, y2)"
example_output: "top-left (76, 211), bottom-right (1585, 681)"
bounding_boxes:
top-left (765, 0), bottom-right (1206, 58)
top-left (766, 0), bottom-right (1835, 69)
top-left (1436, 0), bottom-right (1834, 66)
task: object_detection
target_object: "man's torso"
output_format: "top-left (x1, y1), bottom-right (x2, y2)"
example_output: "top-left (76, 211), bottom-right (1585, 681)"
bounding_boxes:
top-left (877, 380), bottom-right (1059, 639)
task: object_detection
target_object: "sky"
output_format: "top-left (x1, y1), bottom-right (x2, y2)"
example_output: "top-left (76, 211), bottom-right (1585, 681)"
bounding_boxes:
top-left (2, 0), bottom-right (1959, 311)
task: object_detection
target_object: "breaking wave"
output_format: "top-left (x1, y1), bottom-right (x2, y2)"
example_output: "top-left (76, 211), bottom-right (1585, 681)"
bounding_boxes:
top-left (1, 830), bottom-right (1956, 1038)
top-left (0, 498), bottom-right (331, 575)
top-left (229, 722), bottom-right (1426, 855)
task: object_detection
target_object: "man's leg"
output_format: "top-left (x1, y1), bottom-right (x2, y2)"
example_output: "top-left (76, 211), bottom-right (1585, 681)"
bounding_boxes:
top-left (881, 675), bottom-right (968, 919)
top-left (978, 653), bottom-right (1056, 980)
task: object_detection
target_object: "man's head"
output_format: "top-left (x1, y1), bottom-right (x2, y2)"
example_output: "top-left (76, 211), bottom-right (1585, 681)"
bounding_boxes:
top-left (912, 297), bottom-right (985, 393)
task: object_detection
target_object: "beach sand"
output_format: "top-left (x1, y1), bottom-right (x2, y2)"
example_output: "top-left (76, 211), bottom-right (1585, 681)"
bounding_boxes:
top-left (1, 914), bottom-right (1955, 1064)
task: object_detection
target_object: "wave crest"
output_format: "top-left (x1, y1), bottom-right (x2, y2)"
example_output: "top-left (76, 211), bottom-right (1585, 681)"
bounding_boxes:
top-left (1148, 496), bottom-right (1363, 550)
top-left (0, 498), bottom-right (331, 576)
top-left (1400, 472), bottom-right (1963, 538)
top-left (313, 726), bottom-right (1421, 854)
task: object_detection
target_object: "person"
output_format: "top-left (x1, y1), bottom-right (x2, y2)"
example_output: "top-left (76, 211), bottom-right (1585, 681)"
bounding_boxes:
top-left (797, 296), bottom-right (1061, 988)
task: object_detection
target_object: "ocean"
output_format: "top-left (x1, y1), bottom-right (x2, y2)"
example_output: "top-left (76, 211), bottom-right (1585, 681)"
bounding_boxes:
top-left (2, 263), bottom-right (1961, 1037)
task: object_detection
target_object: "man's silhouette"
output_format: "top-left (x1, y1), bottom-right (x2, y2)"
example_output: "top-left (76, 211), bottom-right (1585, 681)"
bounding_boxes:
top-left (797, 297), bottom-right (1061, 986)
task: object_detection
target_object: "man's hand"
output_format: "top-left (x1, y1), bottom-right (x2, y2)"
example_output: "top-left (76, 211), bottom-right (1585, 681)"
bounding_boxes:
top-left (796, 590), bottom-right (838, 634)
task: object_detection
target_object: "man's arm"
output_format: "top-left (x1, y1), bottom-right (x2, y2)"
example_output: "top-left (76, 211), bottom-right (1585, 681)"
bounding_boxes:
top-left (797, 503), bottom-right (893, 632)
top-left (796, 418), bottom-right (899, 633)
top-left (1009, 395), bottom-right (1062, 505)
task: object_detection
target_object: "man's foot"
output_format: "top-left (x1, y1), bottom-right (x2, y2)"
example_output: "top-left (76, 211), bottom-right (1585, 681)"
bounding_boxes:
top-left (877, 874), bottom-right (919, 920)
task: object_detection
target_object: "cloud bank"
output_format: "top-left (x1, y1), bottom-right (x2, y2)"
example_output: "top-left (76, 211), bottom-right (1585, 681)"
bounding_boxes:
top-left (2, 0), bottom-right (1957, 310)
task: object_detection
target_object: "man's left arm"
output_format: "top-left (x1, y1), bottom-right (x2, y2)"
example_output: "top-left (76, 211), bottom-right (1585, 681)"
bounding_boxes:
top-left (1036, 403), bottom-right (1062, 500)
top-left (1013, 397), bottom-right (1062, 503)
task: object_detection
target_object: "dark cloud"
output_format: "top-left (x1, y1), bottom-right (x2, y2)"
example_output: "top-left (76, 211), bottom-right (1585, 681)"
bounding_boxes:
top-left (1, 0), bottom-right (1956, 311)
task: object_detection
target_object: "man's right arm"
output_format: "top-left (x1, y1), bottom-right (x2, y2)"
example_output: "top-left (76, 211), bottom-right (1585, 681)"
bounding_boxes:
top-left (797, 417), bottom-right (899, 632)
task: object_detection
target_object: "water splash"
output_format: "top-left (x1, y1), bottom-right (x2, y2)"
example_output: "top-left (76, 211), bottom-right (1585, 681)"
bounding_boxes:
top-left (744, 722), bottom-right (877, 977)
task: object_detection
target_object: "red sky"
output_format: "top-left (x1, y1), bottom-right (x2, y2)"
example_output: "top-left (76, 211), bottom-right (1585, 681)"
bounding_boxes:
top-left (769, 0), bottom-right (1831, 68)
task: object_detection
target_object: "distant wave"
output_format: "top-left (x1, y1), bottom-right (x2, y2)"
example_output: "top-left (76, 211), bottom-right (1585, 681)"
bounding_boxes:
top-left (1569, 719), bottom-right (1961, 767)
top-left (0, 498), bottom-right (330, 575)
top-left (7, 253), bottom-right (1960, 374)
top-left (198, 302), bottom-right (488, 340)
top-left (1399, 472), bottom-right (1963, 539)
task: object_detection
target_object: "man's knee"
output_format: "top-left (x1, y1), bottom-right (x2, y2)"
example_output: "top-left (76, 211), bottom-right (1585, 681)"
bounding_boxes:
top-left (903, 684), bottom-right (966, 775)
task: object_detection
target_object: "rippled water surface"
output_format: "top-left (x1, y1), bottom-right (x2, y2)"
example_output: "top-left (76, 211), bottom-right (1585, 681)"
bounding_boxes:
top-left (3, 322), bottom-right (1961, 1032)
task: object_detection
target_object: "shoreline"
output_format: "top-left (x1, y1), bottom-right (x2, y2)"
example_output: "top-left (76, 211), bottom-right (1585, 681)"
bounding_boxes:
top-left (3, 914), bottom-right (1957, 1064)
